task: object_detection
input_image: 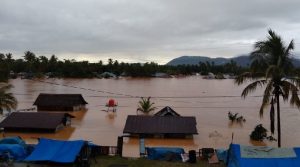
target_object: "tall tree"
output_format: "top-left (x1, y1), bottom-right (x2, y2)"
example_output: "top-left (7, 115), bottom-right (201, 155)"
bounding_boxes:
top-left (38, 56), bottom-right (49, 72)
top-left (0, 53), bottom-right (4, 61)
top-left (137, 97), bottom-right (157, 115)
top-left (5, 53), bottom-right (12, 61)
top-left (24, 51), bottom-right (36, 62)
top-left (24, 51), bottom-right (37, 72)
top-left (235, 29), bottom-right (300, 147)
top-left (0, 84), bottom-right (17, 114)
top-left (5, 53), bottom-right (14, 70)
top-left (49, 55), bottom-right (58, 72)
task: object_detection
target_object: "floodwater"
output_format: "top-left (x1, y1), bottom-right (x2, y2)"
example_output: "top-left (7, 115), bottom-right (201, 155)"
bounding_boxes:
top-left (4, 77), bottom-right (300, 157)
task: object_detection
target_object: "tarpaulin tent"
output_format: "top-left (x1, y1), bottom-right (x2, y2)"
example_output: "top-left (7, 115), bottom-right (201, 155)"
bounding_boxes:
top-left (25, 138), bottom-right (85, 163)
top-left (0, 144), bottom-right (28, 161)
top-left (0, 136), bottom-right (25, 146)
top-left (0, 137), bottom-right (28, 161)
top-left (227, 144), bottom-right (300, 167)
top-left (146, 147), bottom-right (185, 161)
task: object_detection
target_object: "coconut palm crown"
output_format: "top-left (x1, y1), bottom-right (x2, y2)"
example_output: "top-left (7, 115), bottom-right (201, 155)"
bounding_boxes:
top-left (235, 29), bottom-right (300, 147)
top-left (0, 84), bottom-right (17, 114)
top-left (137, 97), bottom-right (157, 115)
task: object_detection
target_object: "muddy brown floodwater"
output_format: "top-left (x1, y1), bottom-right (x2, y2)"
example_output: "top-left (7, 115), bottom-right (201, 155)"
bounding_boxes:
top-left (3, 76), bottom-right (300, 157)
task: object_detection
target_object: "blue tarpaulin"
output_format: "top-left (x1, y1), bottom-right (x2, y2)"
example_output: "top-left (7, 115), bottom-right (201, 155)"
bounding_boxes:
top-left (0, 136), bottom-right (25, 146)
top-left (0, 144), bottom-right (27, 161)
top-left (0, 137), bottom-right (28, 161)
top-left (227, 144), bottom-right (300, 167)
top-left (25, 138), bottom-right (85, 163)
top-left (146, 147), bottom-right (185, 161)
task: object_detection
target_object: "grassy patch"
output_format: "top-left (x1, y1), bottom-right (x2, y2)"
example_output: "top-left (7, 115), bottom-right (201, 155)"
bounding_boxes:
top-left (92, 156), bottom-right (226, 167)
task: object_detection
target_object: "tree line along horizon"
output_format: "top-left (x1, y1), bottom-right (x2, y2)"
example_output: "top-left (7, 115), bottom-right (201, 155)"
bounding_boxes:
top-left (0, 51), bottom-right (249, 79)
top-left (2, 50), bottom-right (300, 79)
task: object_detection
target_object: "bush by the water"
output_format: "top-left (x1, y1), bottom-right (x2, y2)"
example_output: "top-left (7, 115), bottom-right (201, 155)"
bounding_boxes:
top-left (228, 112), bottom-right (246, 123)
top-left (250, 124), bottom-right (267, 141)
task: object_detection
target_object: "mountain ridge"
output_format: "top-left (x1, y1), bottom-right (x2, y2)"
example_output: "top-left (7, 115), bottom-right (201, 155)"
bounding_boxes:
top-left (166, 55), bottom-right (300, 67)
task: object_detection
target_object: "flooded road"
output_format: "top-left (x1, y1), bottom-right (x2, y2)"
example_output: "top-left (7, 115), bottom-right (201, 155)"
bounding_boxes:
top-left (5, 76), bottom-right (300, 157)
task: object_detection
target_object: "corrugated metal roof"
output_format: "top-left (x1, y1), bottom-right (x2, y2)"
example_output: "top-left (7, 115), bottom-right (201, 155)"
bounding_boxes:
top-left (154, 106), bottom-right (181, 117)
top-left (0, 112), bottom-right (73, 131)
top-left (123, 115), bottom-right (198, 135)
top-left (33, 93), bottom-right (88, 107)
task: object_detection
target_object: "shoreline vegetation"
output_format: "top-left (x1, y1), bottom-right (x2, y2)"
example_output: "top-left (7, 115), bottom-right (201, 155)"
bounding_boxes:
top-left (0, 51), bottom-right (248, 79)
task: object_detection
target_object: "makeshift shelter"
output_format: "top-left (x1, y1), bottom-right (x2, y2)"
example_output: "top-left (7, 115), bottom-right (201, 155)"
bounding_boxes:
top-left (154, 106), bottom-right (180, 117)
top-left (25, 138), bottom-right (89, 164)
top-left (146, 147), bottom-right (185, 161)
top-left (0, 136), bottom-right (25, 145)
top-left (227, 144), bottom-right (300, 167)
top-left (0, 137), bottom-right (29, 161)
top-left (123, 115), bottom-right (197, 137)
top-left (0, 112), bottom-right (74, 132)
top-left (33, 93), bottom-right (88, 111)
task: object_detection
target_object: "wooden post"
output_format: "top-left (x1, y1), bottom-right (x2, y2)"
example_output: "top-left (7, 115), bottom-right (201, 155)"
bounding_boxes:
top-left (117, 136), bottom-right (123, 157)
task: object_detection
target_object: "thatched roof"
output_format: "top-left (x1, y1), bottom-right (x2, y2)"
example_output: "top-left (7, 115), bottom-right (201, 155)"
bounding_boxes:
top-left (0, 112), bottom-right (74, 132)
top-left (123, 115), bottom-right (198, 135)
top-left (33, 94), bottom-right (88, 107)
top-left (154, 106), bottom-right (180, 117)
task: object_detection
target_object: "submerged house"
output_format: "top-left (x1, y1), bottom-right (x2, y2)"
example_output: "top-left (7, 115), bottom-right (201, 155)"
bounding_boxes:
top-left (152, 72), bottom-right (171, 78)
top-left (123, 115), bottom-right (198, 138)
top-left (33, 93), bottom-right (88, 111)
top-left (0, 112), bottom-right (74, 132)
top-left (154, 106), bottom-right (180, 117)
top-left (100, 72), bottom-right (117, 79)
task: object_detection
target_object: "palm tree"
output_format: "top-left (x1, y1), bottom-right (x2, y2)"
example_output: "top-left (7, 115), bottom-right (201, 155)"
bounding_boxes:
top-left (137, 97), bottom-right (157, 115)
top-left (24, 51), bottom-right (37, 72)
top-left (235, 29), bottom-right (300, 147)
top-left (0, 84), bottom-right (17, 115)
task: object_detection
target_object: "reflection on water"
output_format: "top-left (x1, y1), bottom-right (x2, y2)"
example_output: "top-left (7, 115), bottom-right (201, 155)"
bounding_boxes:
top-left (4, 77), bottom-right (300, 157)
top-left (105, 112), bottom-right (117, 124)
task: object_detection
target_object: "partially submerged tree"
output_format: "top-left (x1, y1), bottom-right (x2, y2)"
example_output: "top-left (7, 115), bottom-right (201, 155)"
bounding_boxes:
top-left (235, 29), bottom-right (300, 147)
top-left (250, 124), bottom-right (268, 141)
top-left (137, 97), bottom-right (156, 115)
top-left (228, 112), bottom-right (246, 123)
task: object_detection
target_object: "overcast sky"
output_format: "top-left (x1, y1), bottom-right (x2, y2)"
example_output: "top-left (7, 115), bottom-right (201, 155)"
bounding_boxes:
top-left (1, 0), bottom-right (300, 64)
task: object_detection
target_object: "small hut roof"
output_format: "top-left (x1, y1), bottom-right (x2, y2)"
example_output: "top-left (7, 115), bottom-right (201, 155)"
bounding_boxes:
top-left (33, 93), bottom-right (88, 107)
top-left (0, 112), bottom-right (73, 131)
top-left (123, 115), bottom-right (198, 135)
top-left (154, 106), bottom-right (180, 117)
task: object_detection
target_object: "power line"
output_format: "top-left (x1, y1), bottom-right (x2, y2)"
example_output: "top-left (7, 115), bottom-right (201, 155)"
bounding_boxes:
top-left (18, 79), bottom-right (264, 99)
top-left (22, 78), bottom-right (277, 107)
top-left (30, 79), bottom-right (138, 98)
top-left (88, 104), bottom-right (296, 110)
top-left (16, 79), bottom-right (300, 110)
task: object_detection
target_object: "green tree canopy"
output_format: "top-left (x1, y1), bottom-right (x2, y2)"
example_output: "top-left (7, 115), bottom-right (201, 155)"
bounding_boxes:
top-left (0, 84), bottom-right (17, 114)
top-left (137, 97), bottom-right (157, 115)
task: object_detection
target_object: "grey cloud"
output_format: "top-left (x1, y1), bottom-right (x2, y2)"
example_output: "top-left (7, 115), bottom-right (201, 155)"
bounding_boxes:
top-left (1, 0), bottom-right (300, 63)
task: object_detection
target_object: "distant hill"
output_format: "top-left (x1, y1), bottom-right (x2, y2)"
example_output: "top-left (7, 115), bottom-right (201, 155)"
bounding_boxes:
top-left (166, 55), bottom-right (300, 67)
